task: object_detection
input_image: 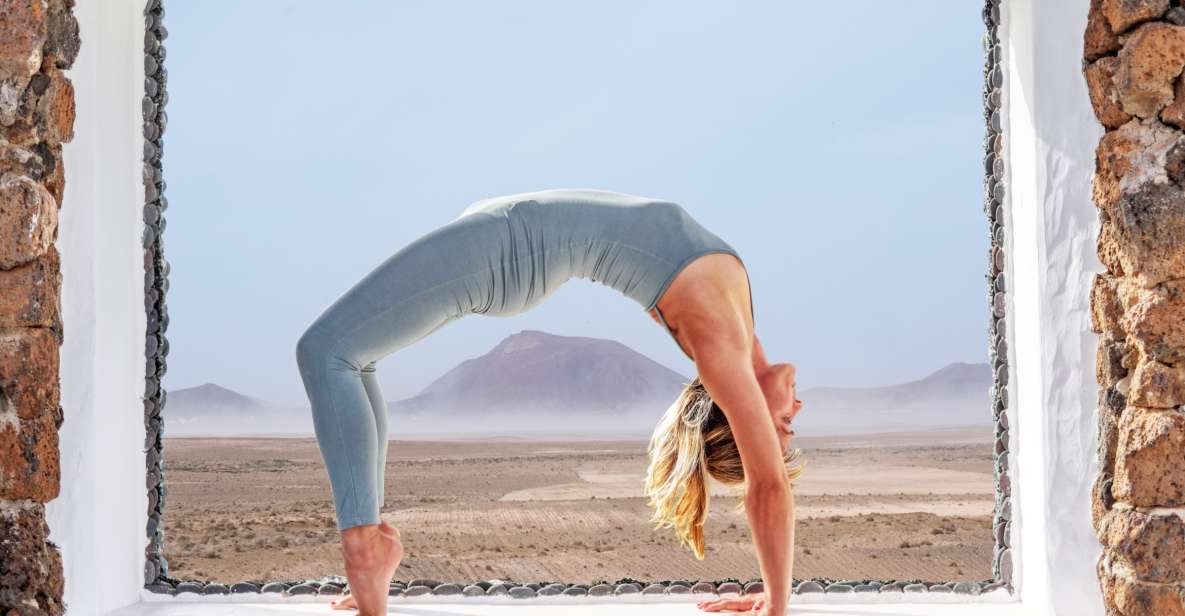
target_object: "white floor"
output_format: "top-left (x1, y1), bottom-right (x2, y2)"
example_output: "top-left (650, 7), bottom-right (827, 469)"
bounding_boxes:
top-left (106, 591), bottom-right (1031, 616)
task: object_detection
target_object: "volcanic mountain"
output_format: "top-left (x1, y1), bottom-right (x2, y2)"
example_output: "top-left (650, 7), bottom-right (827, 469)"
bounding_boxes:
top-left (386, 329), bottom-right (690, 436)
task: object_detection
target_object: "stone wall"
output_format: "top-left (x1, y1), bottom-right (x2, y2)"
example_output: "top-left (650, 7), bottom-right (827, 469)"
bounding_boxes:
top-left (0, 0), bottom-right (78, 614)
top-left (1085, 1), bottom-right (1185, 614)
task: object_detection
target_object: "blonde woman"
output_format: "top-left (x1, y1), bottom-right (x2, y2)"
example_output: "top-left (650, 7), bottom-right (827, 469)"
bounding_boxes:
top-left (295, 188), bottom-right (803, 615)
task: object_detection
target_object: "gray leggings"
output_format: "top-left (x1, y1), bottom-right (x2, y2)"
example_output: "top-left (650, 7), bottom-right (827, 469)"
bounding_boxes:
top-left (294, 189), bottom-right (738, 530)
top-left (294, 212), bottom-right (525, 530)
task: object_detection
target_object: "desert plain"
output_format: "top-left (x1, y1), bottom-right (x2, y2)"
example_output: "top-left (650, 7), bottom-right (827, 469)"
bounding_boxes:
top-left (160, 426), bottom-right (995, 586)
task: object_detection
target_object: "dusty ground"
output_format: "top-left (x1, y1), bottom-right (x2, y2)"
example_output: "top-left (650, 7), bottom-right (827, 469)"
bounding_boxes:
top-left (160, 428), bottom-right (995, 585)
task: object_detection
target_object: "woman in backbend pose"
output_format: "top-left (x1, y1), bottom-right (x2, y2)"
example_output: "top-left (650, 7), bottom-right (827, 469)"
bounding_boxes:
top-left (295, 188), bottom-right (805, 616)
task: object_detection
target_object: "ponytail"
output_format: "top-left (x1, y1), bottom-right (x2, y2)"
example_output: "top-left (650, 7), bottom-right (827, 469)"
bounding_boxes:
top-left (644, 381), bottom-right (713, 559)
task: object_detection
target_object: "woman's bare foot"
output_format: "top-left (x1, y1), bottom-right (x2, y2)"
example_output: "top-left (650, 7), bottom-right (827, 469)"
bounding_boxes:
top-left (331, 521), bottom-right (402, 614)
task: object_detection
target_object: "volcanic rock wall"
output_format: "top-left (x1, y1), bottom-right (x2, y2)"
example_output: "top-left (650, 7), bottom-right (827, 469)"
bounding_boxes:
top-left (1085, 0), bottom-right (1185, 613)
top-left (0, 0), bottom-right (78, 614)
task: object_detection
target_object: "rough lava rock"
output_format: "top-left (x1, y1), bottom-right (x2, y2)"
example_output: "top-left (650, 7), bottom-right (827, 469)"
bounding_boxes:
top-left (1089, 56), bottom-right (1135, 129)
top-left (1103, 0), bottom-right (1171, 35)
top-left (1094, 118), bottom-right (1185, 285)
top-left (1113, 405), bottom-right (1185, 507)
top-left (1116, 22), bottom-right (1185, 118)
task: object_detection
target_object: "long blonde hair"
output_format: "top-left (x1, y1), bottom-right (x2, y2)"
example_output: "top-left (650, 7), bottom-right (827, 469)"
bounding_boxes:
top-left (643, 375), bottom-right (805, 560)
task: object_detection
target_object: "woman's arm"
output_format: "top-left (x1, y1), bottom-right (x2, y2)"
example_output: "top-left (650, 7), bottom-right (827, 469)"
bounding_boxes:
top-left (695, 348), bottom-right (794, 614)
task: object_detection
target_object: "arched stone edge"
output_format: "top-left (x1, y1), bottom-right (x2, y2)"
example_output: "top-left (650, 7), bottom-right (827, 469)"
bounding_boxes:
top-left (139, 0), bottom-right (1014, 598)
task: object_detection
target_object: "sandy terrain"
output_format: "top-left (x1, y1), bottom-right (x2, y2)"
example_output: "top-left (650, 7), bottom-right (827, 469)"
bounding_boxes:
top-left (160, 428), bottom-right (996, 585)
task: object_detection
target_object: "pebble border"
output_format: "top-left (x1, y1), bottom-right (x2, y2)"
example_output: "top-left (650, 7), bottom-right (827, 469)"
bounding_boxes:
top-left (982, 0), bottom-right (1014, 592)
top-left (140, 0), bottom-right (1014, 599)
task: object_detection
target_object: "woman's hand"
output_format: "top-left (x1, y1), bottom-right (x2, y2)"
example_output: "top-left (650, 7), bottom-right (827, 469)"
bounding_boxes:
top-left (696, 592), bottom-right (769, 613)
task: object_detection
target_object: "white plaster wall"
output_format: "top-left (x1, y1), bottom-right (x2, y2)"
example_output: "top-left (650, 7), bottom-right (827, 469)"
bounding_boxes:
top-left (34, 0), bottom-right (1114, 614)
top-left (1005, 0), bottom-right (1106, 614)
top-left (44, 1), bottom-right (150, 616)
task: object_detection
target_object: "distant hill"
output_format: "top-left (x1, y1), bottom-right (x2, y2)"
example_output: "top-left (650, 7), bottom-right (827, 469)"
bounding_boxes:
top-left (163, 383), bottom-right (311, 436)
top-left (171, 382), bottom-right (269, 411)
top-left (387, 329), bottom-right (691, 437)
top-left (793, 362), bottom-right (994, 435)
top-left (163, 332), bottom-right (994, 438)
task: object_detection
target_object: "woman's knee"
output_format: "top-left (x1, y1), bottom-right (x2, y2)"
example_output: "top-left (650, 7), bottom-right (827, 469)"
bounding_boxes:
top-left (296, 326), bottom-right (372, 376)
top-left (295, 326), bottom-right (332, 374)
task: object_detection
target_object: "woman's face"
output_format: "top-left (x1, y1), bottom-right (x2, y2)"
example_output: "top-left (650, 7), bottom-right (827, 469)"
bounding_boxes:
top-left (759, 362), bottom-right (802, 453)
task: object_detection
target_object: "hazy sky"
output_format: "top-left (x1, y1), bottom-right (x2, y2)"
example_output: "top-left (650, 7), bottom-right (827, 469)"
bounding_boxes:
top-left (162, 1), bottom-right (990, 406)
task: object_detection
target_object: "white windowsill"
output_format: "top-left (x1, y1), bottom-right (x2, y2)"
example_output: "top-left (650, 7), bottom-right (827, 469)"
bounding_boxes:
top-left (106, 589), bottom-right (1028, 616)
